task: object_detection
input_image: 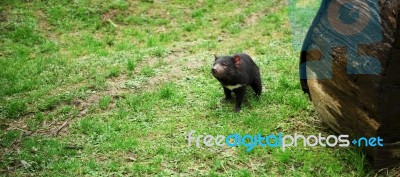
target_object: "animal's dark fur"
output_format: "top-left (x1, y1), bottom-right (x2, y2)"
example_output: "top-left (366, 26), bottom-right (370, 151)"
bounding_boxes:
top-left (212, 53), bottom-right (262, 112)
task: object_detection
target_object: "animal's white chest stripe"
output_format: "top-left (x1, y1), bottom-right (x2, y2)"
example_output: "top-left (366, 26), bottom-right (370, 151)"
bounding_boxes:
top-left (225, 84), bottom-right (243, 90)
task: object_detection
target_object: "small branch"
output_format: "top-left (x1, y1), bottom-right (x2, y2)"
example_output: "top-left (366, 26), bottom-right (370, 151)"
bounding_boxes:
top-left (108, 19), bottom-right (118, 27)
top-left (54, 117), bottom-right (73, 136)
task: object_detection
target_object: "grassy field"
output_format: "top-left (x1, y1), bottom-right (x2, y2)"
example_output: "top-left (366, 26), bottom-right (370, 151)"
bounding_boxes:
top-left (0, 0), bottom-right (397, 176)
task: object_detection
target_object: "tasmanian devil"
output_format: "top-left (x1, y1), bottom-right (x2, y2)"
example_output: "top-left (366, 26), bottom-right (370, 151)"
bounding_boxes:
top-left (211, 53), bottom-right (262, 112)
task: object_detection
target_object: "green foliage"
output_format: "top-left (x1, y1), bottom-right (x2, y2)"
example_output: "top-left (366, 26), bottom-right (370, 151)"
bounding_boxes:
top-left (99, 96), bottom-right (112, 109)
top-left (127, 59), bottom-right (136, 71)
top-left (159, 83), bottom-right (175, 99)
top-left (107, 67), bottom-right (120, 78)
top-left (140, 66), bottom-right (155, 77)
top-left (4, 100), bottom-right (27, 119)
top-left (0, 130), bottom-right (21, 147)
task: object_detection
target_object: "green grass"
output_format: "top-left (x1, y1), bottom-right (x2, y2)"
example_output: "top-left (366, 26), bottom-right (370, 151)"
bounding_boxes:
top-left (0, 0), bottom-right (398, 176)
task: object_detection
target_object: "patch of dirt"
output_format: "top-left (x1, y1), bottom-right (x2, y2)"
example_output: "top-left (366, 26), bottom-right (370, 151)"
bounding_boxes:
top-left (101, 9), bottom-right (118, 22)
top-left (37, 10), bottom-right (50, 31)
top-left (144, 52), bottom-right (186, 88)
top-left (36, 10), bottom-right (60, 41)
top-left (0, 8), bottom-right (8, 22)
top-left (186, 55), bottom-right (207, 69)
top-left (146, 5), bottom-right (169, 19)
top-left (244, 12), bottom-right (265, 26)
top-left (146, 65), bottom-right (183, 87)
top-left (142, 49), bottom-right (212, 92)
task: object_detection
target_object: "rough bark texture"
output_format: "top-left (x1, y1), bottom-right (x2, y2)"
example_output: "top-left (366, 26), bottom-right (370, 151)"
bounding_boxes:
top-left (300, 0), bottom-right (400, 169)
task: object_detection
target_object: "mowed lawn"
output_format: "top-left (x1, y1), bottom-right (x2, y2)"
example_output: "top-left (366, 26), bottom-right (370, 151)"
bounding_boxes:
top-left (0, 0), bottom-right (392, 176)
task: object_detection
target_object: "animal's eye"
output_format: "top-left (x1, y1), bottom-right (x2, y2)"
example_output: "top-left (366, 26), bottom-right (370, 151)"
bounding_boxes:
top-left (222, 62), bottom-right (228, 66)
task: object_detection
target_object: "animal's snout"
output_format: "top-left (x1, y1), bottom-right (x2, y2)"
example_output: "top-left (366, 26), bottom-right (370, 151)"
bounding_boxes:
top-left (212, 64), bottom-right (224, 78)
top-left (212, 64), bottom-right (221, 73)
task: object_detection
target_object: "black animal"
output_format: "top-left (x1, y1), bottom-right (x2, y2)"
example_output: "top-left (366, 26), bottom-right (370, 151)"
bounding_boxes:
top-left (211, 53), bottom-right (262, 112)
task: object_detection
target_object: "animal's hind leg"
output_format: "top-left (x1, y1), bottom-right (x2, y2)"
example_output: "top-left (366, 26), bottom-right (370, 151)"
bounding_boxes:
top-left (251, 78), bottom-right (262, 97)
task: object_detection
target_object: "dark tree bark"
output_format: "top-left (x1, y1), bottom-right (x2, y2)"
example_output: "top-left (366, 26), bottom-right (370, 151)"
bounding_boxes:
top-left (300, 0), bottom-right (400, 170)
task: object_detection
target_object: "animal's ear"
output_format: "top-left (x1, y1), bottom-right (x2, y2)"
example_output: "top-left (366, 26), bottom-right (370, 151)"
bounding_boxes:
top-left (233, 55), bottom-right (241, 66)
top-left (213, 54), bottom-right (218, 61)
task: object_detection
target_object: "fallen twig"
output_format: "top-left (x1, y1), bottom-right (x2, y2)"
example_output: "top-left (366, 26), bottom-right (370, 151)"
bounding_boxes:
top-left (54, 117), bottom-right (73, 136)
top-left (108, 19), bottom-right (118, 27)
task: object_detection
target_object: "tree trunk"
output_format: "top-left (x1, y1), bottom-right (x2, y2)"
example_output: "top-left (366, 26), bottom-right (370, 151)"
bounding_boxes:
top-left (300, 0), bottom-right (400, 169)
